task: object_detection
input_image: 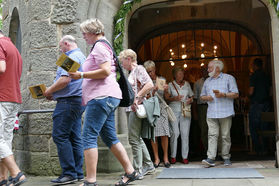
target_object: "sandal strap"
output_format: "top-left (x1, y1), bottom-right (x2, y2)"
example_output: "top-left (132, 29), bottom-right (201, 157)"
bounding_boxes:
top-left (0, 179), bottom-right (7, 186)
top-left (12, 172), bottom-right (24, 183)
top-left (84, 180), bottom-right (98, 186)
top-left (115, 179), bottom-right (125, 186)
top-left (115, 171), bottom-right (138, 186)
top-left (126, 171), bottom-right (137, 179)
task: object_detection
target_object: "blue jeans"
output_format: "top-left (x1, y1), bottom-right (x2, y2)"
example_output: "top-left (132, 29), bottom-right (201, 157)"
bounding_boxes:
top-left (52, 96), bottom-right (84, 179)
top-left (249, 102), bottom-right (270, 153)
top-left (83, 97), bottom-right (120, 149)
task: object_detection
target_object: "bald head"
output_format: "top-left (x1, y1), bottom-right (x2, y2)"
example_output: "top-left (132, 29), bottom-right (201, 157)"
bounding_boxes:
top-left (59, 35), bottom-right (78, 53)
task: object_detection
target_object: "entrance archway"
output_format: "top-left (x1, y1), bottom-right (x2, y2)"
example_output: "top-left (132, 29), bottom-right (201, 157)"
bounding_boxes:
top-left (128, 0), bottom-right (275, 162)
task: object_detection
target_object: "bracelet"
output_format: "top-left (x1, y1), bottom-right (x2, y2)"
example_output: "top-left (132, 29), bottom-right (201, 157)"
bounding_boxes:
top-left (80, 72), bottom-right (84, 79)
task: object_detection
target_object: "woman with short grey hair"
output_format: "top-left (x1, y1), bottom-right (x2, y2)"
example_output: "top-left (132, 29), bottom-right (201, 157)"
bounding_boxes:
top-left (165, 67), bottom-right (194, 165)
top-left (143, 60), bottom-right (171, 168)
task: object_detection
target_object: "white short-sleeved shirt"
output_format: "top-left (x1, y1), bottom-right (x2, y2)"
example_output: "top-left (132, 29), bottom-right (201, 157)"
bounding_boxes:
top-left (168, 80), bottom-right (194, 113)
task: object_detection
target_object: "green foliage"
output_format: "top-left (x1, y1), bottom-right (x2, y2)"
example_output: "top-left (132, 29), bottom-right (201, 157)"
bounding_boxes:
top-left (269, 0), bottom-right (279, 17)
top-left (113, 0), bottom-right (142, 55)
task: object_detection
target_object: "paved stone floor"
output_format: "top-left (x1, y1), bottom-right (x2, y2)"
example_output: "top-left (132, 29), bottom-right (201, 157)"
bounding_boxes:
top-left (24, 160), bottom-right (279, 186)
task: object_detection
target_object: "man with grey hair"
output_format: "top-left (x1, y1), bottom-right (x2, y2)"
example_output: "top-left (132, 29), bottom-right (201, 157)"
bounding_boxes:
top-left (200, 59), bottom-right (239, 167)
top-left (44, 35), bottom-right (86, 184)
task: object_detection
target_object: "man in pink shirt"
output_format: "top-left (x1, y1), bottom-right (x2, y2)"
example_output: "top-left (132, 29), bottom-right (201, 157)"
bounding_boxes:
top-left (0, 30), bottom-right (27, 186)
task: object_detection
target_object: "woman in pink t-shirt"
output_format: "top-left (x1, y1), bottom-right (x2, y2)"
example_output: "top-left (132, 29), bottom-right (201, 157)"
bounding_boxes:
top-left (69, 18), bottom-right (137, 186)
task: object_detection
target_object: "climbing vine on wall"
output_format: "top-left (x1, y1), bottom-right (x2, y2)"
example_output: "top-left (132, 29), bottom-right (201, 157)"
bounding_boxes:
top-left (269, 0), bottom-right (279, 17)
top-left (0, 0), bottom-right (3, 29)
top-left (113, 0), bottom-right (142, 55)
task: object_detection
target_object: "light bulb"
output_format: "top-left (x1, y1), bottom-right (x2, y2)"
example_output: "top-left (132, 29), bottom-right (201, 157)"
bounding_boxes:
top-left (214, 45), bottom-right (218, 50)
top-left (181, 44), bottom-right (185, 48)
top-left (169, 49), bottom-right (173, 52)
top-left (201, 43), bottom-right (204, 47)
top-left (201, 63), bottom-right (204, 66)
top-left (183, 64), bottom-right (187, 68)
top-left (201, 53), bottom-right (205, 58)
top-left (182, 54), bottom-right (187, 59)
top-left (170, 61), bottom-right (175, 66)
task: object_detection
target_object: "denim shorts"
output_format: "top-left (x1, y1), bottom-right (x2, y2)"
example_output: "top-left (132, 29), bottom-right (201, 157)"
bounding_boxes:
top-left (83, 97), bottom-right (120, 149)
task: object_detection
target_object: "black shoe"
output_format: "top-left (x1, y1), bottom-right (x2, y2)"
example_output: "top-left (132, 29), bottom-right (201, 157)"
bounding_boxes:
top-left (153, 162), bottom-right (160, 168)
top-left (51, 175), bottom-right (77, 185)
top-left (164, 162), bottom-right (171, 168)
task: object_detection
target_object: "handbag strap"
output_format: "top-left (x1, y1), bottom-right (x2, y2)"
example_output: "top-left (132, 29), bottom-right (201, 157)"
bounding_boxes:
top-left (154, 92), bottom-right (167, 107)
top-left (90, 39), bottom-right (121, 72)
top-left (171, 81), bottom-right (180, 96)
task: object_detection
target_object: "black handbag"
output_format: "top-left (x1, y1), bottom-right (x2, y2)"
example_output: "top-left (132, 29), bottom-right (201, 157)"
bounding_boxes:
top-left (91, 40), bottom-right (134, 107)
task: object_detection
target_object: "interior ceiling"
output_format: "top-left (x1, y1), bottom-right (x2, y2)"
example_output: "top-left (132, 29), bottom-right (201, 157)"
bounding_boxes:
top-left (129, 0), bottom-right (271, 96)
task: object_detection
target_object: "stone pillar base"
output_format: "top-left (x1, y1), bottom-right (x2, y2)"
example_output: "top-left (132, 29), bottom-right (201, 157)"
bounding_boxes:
top-left (97, 134), bottom-right (132, 173)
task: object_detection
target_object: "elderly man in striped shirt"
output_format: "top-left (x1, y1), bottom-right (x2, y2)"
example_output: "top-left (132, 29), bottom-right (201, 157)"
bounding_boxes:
top-left (200, 59), bottom-right (239, 167)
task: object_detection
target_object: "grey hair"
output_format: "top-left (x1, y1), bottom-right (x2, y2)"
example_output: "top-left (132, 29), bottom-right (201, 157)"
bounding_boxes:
top-left (143, 60), bottom-right (155, 70)
top-left (80, 18), bottom-right (105, 35)
top-left (119, 49), bottom-right (137, 63)
top-left (210, 59), bottom-right (224, 71)
top-left (60, 35), bottom-right (76, 44)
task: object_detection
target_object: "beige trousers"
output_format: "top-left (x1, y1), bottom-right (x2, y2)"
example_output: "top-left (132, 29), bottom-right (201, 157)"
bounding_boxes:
top-left (207, 116), bottom-right (232, 160)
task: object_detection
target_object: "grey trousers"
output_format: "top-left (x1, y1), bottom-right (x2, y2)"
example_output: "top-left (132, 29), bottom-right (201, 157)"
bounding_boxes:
top-left (207, 116), bottom-right (232, 160)
top-left (128, 112), bottom-right (153, 172)
top-left (169, 111), bottom-right (191, 159)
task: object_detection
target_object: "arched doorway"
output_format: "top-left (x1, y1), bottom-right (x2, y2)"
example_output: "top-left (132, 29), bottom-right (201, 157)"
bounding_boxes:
top-left (9, 7), bottom-right (22, 53)
top-left (128, 0), bottom-right (275, 162)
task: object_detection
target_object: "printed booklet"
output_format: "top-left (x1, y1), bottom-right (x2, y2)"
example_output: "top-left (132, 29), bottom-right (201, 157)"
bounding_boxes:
top-left (56, 53), bottom-right (80, 72)
top-left (29, 84), bottom-right (46, 99)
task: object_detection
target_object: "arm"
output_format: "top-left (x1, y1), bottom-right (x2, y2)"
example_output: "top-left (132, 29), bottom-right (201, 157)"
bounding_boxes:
top-left (200, 95), bottom-right (213, 102)
top-left (136, 81), bottom-right (154, 98)
top-left (164, 84), bottom-right (183, 102)
top-left (0, 60), bottom-right (6, 74)
top-left (44, 76), bottom-right (71, 98)
top-left (69, 61), bottom-right (111, 80)
top-left (214, 91), bottom-right (239, 99)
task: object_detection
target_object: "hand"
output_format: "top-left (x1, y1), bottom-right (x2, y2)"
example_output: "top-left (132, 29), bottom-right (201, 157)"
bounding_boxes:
top-left (215, 92), bottom-right (225, 98)
top-left (44, 88), bottom-right (52, 98)
top-left (186, 97), bottom-right (193, 104)
top-left (206, 95), bottom-right (214, 101)
top-left (163, 84), bottom-right (169, 91)
top-left (69, 71), bottom-right (81, 80)
top-left (46, 95), bottom-right (53, 101)
top-left (175, 95), bottom-right (184, 101)
top-left (154, 86), bottom-right (159, 91)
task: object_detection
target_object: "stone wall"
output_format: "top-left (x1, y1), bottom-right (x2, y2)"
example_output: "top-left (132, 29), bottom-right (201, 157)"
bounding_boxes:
top-left (4, 0), bottom-right (279, 175)
top-left (3, 0), bottom-right (125, 176)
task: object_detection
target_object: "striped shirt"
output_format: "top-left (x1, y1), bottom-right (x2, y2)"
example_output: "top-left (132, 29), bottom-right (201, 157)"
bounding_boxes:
top-left (200, 73), bottom-right (238, 118)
